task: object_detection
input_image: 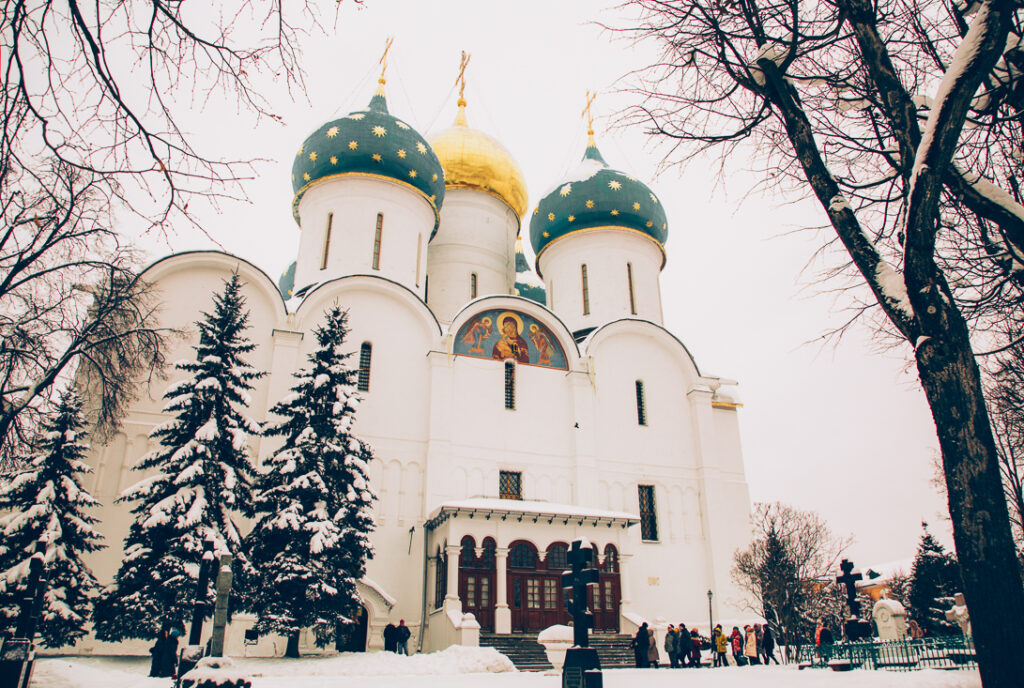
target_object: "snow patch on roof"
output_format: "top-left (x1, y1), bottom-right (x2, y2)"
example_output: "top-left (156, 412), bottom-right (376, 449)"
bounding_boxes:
top-left (431, 497), bottom-right (638, 522)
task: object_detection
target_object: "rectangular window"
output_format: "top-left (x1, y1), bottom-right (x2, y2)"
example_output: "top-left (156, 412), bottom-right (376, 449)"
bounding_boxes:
top-left (372, 213), bottom-right (383, 270)
top-left (544, 579), bottom-right (558, 609)
top-left (636, 380), bottom-right (647, 426)
top-left (466, 576), bottom-right (476, 607)
top-left (480, 577), bottom-right (490, 607)
top-left (321, 213), bottom-right (334, 270)
top-left (504, 361), bottom-right (515, 410)
top-left (499, 470), bottom-right (522, 500)
top-left (627, 262), bottom-right (637, 315)
top-left (527, 579), bottom-right (541, 609)
top-left (581, 264), bottom-right (590, 316)
top-left (471, 272), bottom-right (478, 299)
top-left (603, 580), bottom-right (613, 610)
top-left (358, 343), bottom-right (372, 392)
top-left (639, 485), bottom-right (658, 541)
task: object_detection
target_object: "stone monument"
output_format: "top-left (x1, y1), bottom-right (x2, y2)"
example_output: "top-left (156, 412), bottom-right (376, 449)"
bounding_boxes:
top-left (835, 558), bottom-right (871, 641)
top-left (872, 595), bottom-right (908, 641)
top-left (944, 592), bottom-right (971, 636)
top-left (560, 539), bottom-right (602, 688)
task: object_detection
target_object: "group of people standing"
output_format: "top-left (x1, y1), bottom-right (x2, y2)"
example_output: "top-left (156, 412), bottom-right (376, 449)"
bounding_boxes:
top-left (630, 621), bottom-right (780, 668)
top-left (716, 623), bottom-right (778, 666)
top-left (382, 619), bottom-right (412, 654)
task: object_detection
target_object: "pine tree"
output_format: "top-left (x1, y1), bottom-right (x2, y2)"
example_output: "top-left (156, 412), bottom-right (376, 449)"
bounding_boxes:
top-left (907, 523), bottom-right (962, 637)
top-left (0, 391), bottom-right (104, 647)
top-left (93, 274), bottom-right (263, 641)
top-left (242, 306), bottom-right (374, 658)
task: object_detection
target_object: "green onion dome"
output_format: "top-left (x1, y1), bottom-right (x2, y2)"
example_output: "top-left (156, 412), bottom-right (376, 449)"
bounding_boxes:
top-left (529, 135), bottom-right (668, 263)
top-left (290, 82), bottom-right (446, 233)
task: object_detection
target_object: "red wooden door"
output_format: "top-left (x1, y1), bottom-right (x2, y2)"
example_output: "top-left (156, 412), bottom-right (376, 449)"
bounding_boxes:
top-left (590, 574), bottom-right (620, 632)
top-left (459, 571), bottom-right (495, 631)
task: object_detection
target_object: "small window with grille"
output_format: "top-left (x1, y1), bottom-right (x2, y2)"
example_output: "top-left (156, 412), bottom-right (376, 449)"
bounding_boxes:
top-left (471, 272), bottom-right (478, 299)
top-left (499, 470), bottom-right (522, 500)
top-left (627, 262), bottom-right (637, 314)
top-left (636, 380), bottom-right (647, 426)
top-left (358, 343), bottom-right (372, 392)
top-left (638, 484), bottom-right (658, 541)
top-left (434, 548), bottom-right (446, 610)
top-left (504, 361), bottom-right (515, 410)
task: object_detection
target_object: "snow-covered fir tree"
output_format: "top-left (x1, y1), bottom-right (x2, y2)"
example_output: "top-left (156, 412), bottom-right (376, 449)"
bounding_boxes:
top-left (0, 391), bottom-right (104, 647)
top-left (93, 274), bottom-right (263, 641)
top-left (907, 523), bottom-right (962, 637)
top-left (242, 306), bottom-right (374, 658)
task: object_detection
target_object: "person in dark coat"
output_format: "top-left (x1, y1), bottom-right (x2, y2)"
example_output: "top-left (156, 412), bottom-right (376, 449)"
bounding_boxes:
top-left (631, 622), bottom-right (650, 668)
top-left (396, 619), bottom-right (412, 655)
top-left (762, 625), bottom-right (779, 664)
top-left (149, 623), bottom-right (178, 677)
top-left (383, 622), bottom-right (398, 652)
top-left (689, 628), bottom-right (702, 667)
top-left (664, 624), bottom-right (679, 668)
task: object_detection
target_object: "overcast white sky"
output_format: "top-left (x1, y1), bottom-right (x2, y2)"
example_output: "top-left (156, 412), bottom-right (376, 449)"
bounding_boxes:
top-left (148, 0), bottom-right (953, 567)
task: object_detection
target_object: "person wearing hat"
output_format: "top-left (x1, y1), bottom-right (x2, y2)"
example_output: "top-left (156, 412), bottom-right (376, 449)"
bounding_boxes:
top-left (664, 624), bottom-right (679, 668)
top-left (713, 624), bottom-right (728, 667)
top-left (396, 619), bottom-right (412, 655)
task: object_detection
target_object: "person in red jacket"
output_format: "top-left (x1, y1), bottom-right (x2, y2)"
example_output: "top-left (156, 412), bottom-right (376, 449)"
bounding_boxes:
top-left (730, 626), bottom-right (744, 666)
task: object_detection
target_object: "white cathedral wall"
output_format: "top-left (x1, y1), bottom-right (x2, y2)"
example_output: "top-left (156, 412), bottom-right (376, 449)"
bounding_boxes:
top-left (425, 189), bottom-right (519, 324)
top-left (539, 229), bottom-right (664, 333)
top-left (293, 177), bottom-right (434, 297)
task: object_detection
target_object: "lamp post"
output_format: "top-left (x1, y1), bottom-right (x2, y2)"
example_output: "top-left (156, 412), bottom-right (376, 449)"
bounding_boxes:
top-left (707, 589), bottom-right (713, 636)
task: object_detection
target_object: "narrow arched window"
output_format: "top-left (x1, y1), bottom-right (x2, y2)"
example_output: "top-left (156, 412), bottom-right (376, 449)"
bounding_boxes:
top-left (320, 212), bottom-right (334, 270)
top-left (627, 262), bottom-right (637, 315)
top-left (581, 264), bottom-right (590, 316)
top-left (635, 380), bottom-right (647, 426)
top-left (504, 361), bottom-right (515, 410)
top-left (358, 342), bottom-right (372, 392)
top-left (415, 233), bottom-right (423, 286)
top-left (471, 272), bottom-right (478, 299)
top-left (372, 213), bottom-right (383, 270)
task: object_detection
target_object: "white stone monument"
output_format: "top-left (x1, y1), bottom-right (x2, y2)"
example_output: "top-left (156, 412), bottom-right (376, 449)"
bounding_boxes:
top-left (872, 595), bottom-right (908, 641)
top-left (944, 592), bottom-right (971, 636)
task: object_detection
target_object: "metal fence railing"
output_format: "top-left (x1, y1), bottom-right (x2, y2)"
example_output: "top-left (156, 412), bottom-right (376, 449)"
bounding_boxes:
top-left (795, 636), bottom-right (977, 672)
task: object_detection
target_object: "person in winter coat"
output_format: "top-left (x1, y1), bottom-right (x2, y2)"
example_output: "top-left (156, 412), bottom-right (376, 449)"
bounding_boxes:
top-left (744, 625), bottom-right (760, 665)
top-left (383, 622), bottom-right (398, 652)
top-left (664, 624), bottom-right (679, 668)
top-left (689, 628), bottom-right (703, 667)
top-left (396, 619), bottom-right (412, 655)
top-left (648, 631), bottom-right (660, 668)
top-left (713, 624), bottom-right (728, 667)
top-left (730, 626), bottom-right (744, 665)
top-left (762, 625), bottom-right (779, 664)
top-left (631, 622), bottom-right (650, 668)
top-left (148, 623), bottom-right (178, 678)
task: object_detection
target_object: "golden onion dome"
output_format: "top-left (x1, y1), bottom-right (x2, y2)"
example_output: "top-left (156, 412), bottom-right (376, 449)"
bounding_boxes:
top-left (429, 99), bottom-right (528, 219)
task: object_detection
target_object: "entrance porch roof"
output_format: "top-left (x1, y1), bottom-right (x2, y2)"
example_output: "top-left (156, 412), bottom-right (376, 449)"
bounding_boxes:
top-left (424, 498), bottom-right (639, 531)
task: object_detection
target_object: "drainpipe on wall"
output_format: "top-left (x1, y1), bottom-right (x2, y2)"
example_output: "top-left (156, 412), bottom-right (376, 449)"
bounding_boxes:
top-left (417, 524), bottom-right (429, 653)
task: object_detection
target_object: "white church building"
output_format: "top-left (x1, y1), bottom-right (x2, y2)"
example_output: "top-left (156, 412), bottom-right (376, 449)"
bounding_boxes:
top-left (80, 75), bottom-right (754, 656)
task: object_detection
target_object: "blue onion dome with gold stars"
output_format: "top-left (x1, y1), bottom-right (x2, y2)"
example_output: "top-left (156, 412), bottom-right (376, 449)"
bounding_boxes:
top-left (291, 80), bottom-right (446, 233)
top-left (529, 133), bottom-right (668, 266)
top-left (429, 97), bottom-right (528, 219)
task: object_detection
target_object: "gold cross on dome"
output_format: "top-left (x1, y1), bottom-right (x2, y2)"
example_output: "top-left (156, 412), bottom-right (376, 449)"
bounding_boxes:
top-left (582, 90), bottom-right (597, 135)
top-left (378, 37), bottom-right (395, 84)
top-left (455, 51), bottom-right (472, 102)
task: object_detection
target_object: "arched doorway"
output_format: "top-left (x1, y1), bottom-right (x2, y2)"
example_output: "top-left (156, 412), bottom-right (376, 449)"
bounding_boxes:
top-left (335, 605), bottom-right (369, 652)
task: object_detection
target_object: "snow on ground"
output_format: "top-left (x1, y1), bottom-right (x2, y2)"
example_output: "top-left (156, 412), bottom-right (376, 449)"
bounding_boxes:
top-left (32, 652), bottom-right (981, 688)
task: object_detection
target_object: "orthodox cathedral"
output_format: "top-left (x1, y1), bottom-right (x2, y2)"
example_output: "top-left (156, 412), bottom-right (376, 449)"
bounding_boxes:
top-left (79, 63), bottom-right (754, 655)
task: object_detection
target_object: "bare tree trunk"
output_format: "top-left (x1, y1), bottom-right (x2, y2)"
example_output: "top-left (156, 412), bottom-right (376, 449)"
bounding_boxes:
top-left (915, 302), bottom-right (1024, 688)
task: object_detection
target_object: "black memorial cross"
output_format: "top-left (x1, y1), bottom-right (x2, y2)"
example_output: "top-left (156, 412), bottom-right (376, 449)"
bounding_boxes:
top-left (836, 558), bottom-right (863, 618)
top-left (561, 540), bottom-right (600, 648)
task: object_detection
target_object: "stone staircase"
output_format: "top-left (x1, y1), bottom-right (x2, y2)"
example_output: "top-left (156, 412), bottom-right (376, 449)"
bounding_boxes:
top-left (479, 633), bottom-right (635, 672)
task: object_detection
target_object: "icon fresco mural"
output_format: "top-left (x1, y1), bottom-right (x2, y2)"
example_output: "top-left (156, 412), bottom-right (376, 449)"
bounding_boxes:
top-left (455, 309), bottom-right (568, 370)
